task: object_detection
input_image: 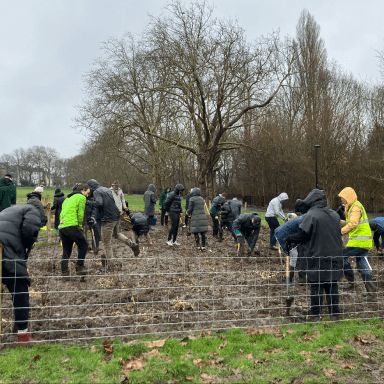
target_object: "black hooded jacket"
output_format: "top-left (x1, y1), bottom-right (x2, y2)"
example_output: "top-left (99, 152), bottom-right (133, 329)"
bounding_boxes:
top-left (293, 189), bottom-right (343, 283)
top-left (233, 212), bottom-right (261, 249)
top-left (164, 184), bottom-right (185, 214)
top-left (26, 192), bottom-right (47, 226)
top-left (87, 179), bottom-right (120, 222)
top-left (129, 213), bottom-right (150, 236)
top-left (51, 191), bottom-right (66, 229)
top-left (220, 201), bottom-right (234, 222)
top-left (0, 204), bottom-right (44, 284)
top-left (187, 188), bottom-right (208, 233)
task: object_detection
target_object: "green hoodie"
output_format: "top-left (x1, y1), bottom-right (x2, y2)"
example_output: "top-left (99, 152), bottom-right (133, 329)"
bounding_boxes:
top-left (159, 186), bottom-right (170, 208)
top-left (59, 191), bottom-right (86, 229)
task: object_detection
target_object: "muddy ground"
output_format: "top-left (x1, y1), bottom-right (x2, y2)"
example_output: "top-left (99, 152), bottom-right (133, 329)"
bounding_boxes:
top-left (2, 216), bottom-right (384, 346)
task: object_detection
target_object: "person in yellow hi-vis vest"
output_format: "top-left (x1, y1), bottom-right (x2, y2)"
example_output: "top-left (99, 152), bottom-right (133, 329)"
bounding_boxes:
top-left (338, 187), bottom-right (377, 297)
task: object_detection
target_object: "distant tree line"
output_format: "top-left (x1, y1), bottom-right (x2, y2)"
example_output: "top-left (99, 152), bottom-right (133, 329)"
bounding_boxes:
top-left (0, 146), bottom-right (66, 187)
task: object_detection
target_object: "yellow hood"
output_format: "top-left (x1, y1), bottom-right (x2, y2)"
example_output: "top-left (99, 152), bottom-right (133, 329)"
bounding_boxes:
top-left (338, 187), bottom-right (357, 210)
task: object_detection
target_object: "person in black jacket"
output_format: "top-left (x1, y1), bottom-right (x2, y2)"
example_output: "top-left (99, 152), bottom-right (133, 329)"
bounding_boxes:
top-left (187, 188), bottom-right (208, 251)
top-left (219, 201), bottom-right (236, 242)
top-left (51, 188), bottom-right (66, 232)
top-left (144, 184), bottom-right (157, 227)
top-left (87, 179), bottom-right (139, 271)
top-left (284, 189), bottom-right (343, 321)
top-left (129, 212), bottom-right (152, 247)
top-left (0, 197), bottom-right (46, 344)
top-left (233, 212), bottom-right (261, 256)
top-left (184, 189), bottom-right (192, 228)
top-left (164, 184), bottom-right (185, 246)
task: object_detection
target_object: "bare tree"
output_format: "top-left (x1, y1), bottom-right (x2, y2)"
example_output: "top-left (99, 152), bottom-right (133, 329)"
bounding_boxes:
top-left (75, 0), bottom-right (293, 198)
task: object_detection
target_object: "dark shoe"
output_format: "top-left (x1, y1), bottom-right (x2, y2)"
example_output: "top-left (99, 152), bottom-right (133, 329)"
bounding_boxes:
top-left (340, 274), bottom-right (356, 291)
top-left (17, 330), bottom-right (35, 345)
top-left (330, 314), bottom-right (340, 321)
top-left (131, 242), bottom-right (140, 257)
top-left (298, 278), bottom-right (307, 286)
top-left (213, 235), bottom-right (218, 239)
top-left (218, 238), bottom-right (223, 243)
top-left (365, 281), bottom-right (378, 293)
top-left (62, 269), bottom-right (70, 281)
top-left (254, 250), bottom-right (260, 256)
top-left (76, 264), bottom-right (87, 276)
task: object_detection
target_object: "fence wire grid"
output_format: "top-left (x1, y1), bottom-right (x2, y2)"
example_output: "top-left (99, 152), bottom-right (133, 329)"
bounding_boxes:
top-left (1, 222), bottom-right (384, 348)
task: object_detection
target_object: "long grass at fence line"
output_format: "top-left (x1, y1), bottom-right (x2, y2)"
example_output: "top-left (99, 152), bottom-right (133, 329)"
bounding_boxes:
top-left (1, 318), bottom-right (384, 383)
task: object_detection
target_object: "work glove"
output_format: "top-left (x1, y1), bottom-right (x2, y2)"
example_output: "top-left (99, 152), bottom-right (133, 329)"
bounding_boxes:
top-left (215, 216), bottom-right (218, 220)
top-left (236, 233), bottom-right (244, 245)
top-left (283, 235), bottom-right (292, 249)
top-left (88, 217), bottom-right (97, 229)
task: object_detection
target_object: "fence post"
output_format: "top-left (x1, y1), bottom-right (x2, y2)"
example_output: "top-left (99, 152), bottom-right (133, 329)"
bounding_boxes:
top-left (45, 203), bottom-right (52, 243)
top-left (0, 244), bottom-right (3, 346)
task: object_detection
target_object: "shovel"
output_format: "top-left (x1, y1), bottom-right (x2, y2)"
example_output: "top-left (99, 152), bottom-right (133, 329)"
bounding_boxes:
top-left (90, 228), bottom-right (98, 254)
top-left (285, 244), bottom-right (294, 316)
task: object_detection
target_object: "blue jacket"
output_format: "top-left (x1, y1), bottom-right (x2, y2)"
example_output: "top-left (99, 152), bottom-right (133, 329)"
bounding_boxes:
top-left (370, 217), bottom-right (384, 234)
top-left (274, 216), bottom-right (303, 254)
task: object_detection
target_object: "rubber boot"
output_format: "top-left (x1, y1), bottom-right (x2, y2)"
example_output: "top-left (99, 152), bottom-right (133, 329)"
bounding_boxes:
top-left (131, 242), bottom-right (140, 257)
top-left (76, 264), bottom-right (87, 276)
top-left (100, 256), bottom-right (108, 272)
top-left (364, 281), bottom-right (378, 301)
top-left (62, 269), bottom-right (70, 281)
top-left (340, 273), bottom-right (356, 291)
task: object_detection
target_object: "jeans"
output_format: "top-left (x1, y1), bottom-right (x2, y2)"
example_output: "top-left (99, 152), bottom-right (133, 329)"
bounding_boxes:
top-left (343, 247), bottom-right (372, 282)
top-left (161, 208), bottom-right (168, 226)
top-left (210, 213), bottom-right (219, 236)
top-left (59, 226), bottom-right (88, 271)
top-left (194, 232), bottom-right (206, 247)
top-left (168, 212), bottom-right (180, 242)
top-left (265, 216), bottom-right (280, 246)
top-left (2, 270), bottom-right (29, 330)
top-left (310, 281), bottom-right (339, 316)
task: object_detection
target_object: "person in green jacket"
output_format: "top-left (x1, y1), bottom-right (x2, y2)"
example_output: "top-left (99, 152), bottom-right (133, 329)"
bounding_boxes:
top-left (159, 186), bottom-right (170, 227)
top-left (0, 174), bottom-right (16, 212)
top-left (59, 183), bottom-right (91, 278)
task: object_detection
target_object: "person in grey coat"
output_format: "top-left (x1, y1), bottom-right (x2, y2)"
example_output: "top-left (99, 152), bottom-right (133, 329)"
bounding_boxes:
top-left (187, 188), bottom-right (208, 251)
top-left (144, 184), bottom-right (157, 226)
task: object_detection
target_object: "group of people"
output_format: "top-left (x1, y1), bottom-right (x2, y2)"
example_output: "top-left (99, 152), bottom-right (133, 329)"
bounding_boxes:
top-left (1, 173), bottom-right (383, 343)
top-left (266, 187), bottom-right (380, 321)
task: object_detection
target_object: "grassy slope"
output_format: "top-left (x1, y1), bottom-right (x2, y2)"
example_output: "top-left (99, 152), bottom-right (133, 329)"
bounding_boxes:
top-left (1, 319), bottom-right (384, 383)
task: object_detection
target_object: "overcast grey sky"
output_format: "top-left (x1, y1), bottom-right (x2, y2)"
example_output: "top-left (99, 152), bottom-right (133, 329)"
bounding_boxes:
top-left (1, 0), bottom-right (383, 158)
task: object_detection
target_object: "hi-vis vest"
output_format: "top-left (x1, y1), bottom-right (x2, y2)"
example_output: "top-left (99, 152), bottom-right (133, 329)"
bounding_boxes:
top-left (346, 201), bottom-right (372, 248)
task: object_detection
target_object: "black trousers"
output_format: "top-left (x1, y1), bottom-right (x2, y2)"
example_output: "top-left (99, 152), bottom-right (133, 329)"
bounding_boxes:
top-left (2, 270), bottom-right (29, 330)
top-left (194, 232), bottom-right (206, 246)
top-left (161, 209), bottom-right (168, 226)
top-left (310, 281), bottom-right (339, 316)
top-left (265, 216), bottom-right (280, 246)
top-left (219, 220), bottom-right (236, 240)
top-left (168, 212), bottom-right (180, 242)
top-left (60, 226), bottom-right (88, 271)
top-left (185, 214), bottom-right (189, 226)
top-left (211, 213), bottom-right (219, 236)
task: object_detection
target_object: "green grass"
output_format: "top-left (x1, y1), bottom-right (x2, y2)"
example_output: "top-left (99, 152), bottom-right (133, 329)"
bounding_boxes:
top-left (16, 187), bottom-right (73, 205)
top-left (2, 319), bottom-right (384, 383)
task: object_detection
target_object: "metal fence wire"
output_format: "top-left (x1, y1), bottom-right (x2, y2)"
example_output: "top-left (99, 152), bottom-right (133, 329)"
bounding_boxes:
top-left (1, 223), bottom-right (383, 348)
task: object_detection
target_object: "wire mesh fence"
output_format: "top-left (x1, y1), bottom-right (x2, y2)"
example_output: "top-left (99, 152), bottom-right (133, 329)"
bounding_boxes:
top-left (1, 223), bottom-right (384, 349)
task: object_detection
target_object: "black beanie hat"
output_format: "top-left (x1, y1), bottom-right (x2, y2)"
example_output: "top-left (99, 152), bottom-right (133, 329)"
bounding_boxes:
top-left (55, 188), bottom-right (61, 194)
